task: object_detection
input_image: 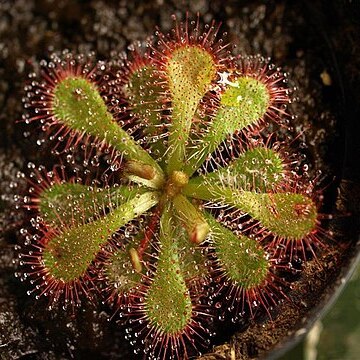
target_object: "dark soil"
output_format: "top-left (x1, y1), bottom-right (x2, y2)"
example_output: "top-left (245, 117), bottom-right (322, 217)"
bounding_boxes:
top-left (0, 1), bottom-right (359, 359)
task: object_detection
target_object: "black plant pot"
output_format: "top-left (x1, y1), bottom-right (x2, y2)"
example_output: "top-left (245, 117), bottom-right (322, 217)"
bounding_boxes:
top-left (0, 1), bottom-right (359, 359)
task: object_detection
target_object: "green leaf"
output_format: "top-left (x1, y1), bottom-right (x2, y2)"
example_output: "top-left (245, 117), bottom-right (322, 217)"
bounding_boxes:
top-left (165, 45), bottom-right (217, 173)
top-left (183, 182), bottom-right (317, 240)
top-left (144, 204), bottom-right (192, 334)
top-left (206, 213), bottom-right (269, 288)
top-left (125, 64), bottom-right (163, 127)
top-left (53, 76), bottom-right (163, 186)
top-left (124, 63), bottom-right (166, 157)
top-left (188, 146), bottom-right (284, 192)
top-left (235, 191), bottom-right (318, 240)
top-left (184, 76), bottom-right (271, 176)
top-left (43, 191), bottom-right (159, 282)
top-left (39, 182), bottom-right (141, 229)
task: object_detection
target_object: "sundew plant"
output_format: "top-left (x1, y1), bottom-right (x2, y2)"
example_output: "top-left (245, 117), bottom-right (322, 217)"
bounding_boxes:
top-left (17, 16), bottom-right (326, 359)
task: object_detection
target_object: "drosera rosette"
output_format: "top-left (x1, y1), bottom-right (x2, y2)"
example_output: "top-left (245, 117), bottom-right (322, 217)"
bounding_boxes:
top-left (17, 15), bottom-right (328, 359)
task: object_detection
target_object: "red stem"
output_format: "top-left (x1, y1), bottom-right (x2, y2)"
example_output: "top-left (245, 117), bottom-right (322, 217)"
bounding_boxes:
top-left (137, 205), bottom-right (161, 259)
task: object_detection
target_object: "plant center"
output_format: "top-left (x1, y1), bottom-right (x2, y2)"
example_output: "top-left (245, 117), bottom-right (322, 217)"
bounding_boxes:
top-left (164, 170), bottom-right (189, 198)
